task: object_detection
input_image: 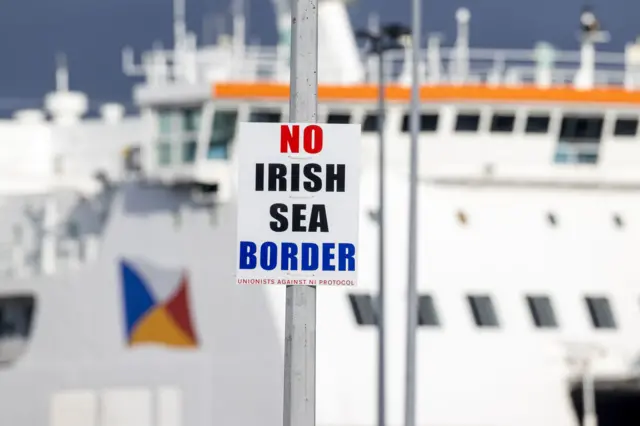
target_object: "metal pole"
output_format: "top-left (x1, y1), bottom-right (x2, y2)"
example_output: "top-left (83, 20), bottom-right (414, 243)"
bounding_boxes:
top-left (283, 0), bottom-right (317, 424)
top-left (376, 41), bottom-right (387, 426)
top-left (404, 0), bottom-right (421, 424)
top-left (583, 359), bottom-right (597, 426)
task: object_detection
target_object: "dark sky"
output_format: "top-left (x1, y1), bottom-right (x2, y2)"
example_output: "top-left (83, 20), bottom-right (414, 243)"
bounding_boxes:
top-left (0, 0), bottom-right (637, 114)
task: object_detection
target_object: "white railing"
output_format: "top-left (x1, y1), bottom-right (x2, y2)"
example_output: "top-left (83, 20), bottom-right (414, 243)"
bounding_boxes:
top-left (124, 33), bottom-right (640, 90)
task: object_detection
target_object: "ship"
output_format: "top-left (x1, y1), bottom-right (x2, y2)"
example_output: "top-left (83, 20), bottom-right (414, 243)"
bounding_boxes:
top-left (1, 1), bottom-right (640, 426)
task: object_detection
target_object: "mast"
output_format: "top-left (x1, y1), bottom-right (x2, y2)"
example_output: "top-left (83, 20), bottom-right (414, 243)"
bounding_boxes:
top-left (231, 0), bottom-right (246, 56)
top-left (173, 0), bottom-right (187, 48)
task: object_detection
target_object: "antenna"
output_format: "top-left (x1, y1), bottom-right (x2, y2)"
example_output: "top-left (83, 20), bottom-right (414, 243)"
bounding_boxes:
top-left (367, 11), bottom-right (379, 32)
top-left (231, 0), bottom-right (246, 53)
top-left (173, 0), bottom-right (187, 48)
top-left (55, 53), bottom-right (69, 92)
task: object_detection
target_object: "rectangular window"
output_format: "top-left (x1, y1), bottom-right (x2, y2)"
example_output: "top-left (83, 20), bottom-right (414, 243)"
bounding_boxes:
top-left (560, 116), bottom-right (604, 141)
top-left (585, 296), bottom-right (616, 329)
top-left (158, 110), bottom-right (175, 135)
top-left (467, 295), bottom-right (499, 327)
top-left (249, 109), bottom-right (281, 123)
top-left (417, 295), bottom-right (440, 326)
top-left (362, 113), bottom-right (379, 133)
top-left (0, 295), bottom-right (35, 339)
top-left (182, 141), bottom-right (197, 163)
top-left (348, 294), bottom-right (378, 326)
top-left (525, 115), bottom-right (550, 133)
top-left (400, 113), bottom-right (439, 133)
top-left (490, 114), bottom-right (515, 133)
top-left (614, 118), bottom-right (638, 137)
top-left (209, 110), bottom-right (238, 159)
top-left (526, 295), bottom-right (558, 328)
top-left (157, 143), bottom-right (172, 166)
top-left (182, 108), bottom-right (201, 132)
top-left (455, 113), bottom-right (480, 132)
top-left (327, 113), bottom-right (351, 124)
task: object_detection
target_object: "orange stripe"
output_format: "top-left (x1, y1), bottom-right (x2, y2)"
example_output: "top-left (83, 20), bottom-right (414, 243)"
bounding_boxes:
top-left (212, 82), bottom-right (640, 105)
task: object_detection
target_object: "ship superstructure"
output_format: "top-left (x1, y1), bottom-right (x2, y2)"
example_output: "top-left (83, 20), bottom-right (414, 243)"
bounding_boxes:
top-left (1, 1), bottom-right (640, 426)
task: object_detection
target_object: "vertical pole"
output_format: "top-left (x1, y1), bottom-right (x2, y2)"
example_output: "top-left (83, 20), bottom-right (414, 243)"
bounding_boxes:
top-left (231, 0), bottom-right (246, 57)
top-left (376, 41), bottom-right (387, 426)
top-left (283, 0), bottom-right (318, 425)
top-left (405, 0), bottom-right (421, 424)
top-left (583, 359), bottom-right (598, 426)
top-left (173, 0), bottom-right (186, 47)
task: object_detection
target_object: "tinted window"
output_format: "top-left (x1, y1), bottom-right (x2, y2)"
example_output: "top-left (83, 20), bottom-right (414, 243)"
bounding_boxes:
top-left (327, 113), bottom-right (351, 124)
top-left (362, 113), bottom-right (379, 133)
top-left (455, 114), bottom-right (480, 132)
top-left (467, 295), bottom-right (499, 327)
top-left (585, 296), bottom-right (616, 329)
top-left (490, 114), bottom-right (515, 133)
top-left (560, 116), bottom-right (604, 140)
top-left (614, 118), bottom-right (638, 136)
top-left (525, 115), bottom-right (550, 133)
top-left (401, 113), bottom-right (439, 132)
top-left (348, 294), bottom-right (378, 326)
top-left (417, 295), bottom-right (440, 326)
top-left (249, 110), bottom-right (281, 123)
top-left (526, 295), bottom-right (558, 328)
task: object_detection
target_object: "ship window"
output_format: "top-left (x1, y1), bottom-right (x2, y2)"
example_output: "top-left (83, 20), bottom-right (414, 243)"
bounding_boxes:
top-left (158, 110), bottom-right (175, 135)
top-left (556, 115), bottom-right (603, 164)
top-left (418, 295), bottom-right (440, 326)
top-left (249, 109), bottom-right (281, 123)
top-left (157, 143), bottom-right (172, 166)
top-left (526, 295), bottom-right (558, 328)
top-left (456, 210), bottom-right (468, 226)
top-left (182, 140), bottom-right (197, 163)
top-left (525, 115), bottom-right (550, 133)
top-left (455, 113), bottom-right (480, 132)
top-left (560, 115), bottom-right (604, 141)
top-left (362, 113), bottom-right (379, 133)
top-left (467, 295), bottom-right (499, 327)
top-left (348, 294), bottom-right (378, 326)
top-left (400, 113), bottom-right (439, 132)
top-left (327, 113), bottom-right (351, 124)
top-left (182, 107), bottom-right (201, 132)
top-left (0, 295), bottom-right (35, 339)
top-left (613, 118), bottom-right (638, 137)
top-left (490, 114), bottom-right (515, 133)
top-left (613, 213), bottom-right (624, 228)
top-left (585, 296), bottom-right (616, 329)
top-left (66, 222), bottom-right (79, 239)
top-left (209, 109), bottom-right (238, 159)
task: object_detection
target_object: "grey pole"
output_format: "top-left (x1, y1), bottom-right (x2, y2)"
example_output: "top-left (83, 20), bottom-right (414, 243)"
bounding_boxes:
top-left (376, 41), bottom-right (387, 426)
top-left (583, 359), bottom-right (598, 426)
top-left (404, 0), bottom-right (421, 424)
top-left (283, 0), bottom-right (318, 424)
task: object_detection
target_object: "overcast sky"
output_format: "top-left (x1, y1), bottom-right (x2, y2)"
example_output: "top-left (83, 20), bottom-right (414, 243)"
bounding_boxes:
top-left (0, 0), bottom-right (637, 114)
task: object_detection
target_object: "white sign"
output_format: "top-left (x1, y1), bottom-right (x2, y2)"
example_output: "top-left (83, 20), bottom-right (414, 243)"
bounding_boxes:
top-left (236, 122), bottom-right (361, 286)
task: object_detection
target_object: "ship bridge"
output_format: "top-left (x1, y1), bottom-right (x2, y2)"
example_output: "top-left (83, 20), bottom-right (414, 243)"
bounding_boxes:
top-left (122, 2), bottom-right (640, 195)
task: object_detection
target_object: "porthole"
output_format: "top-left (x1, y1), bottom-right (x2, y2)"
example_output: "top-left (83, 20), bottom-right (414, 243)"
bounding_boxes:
top-left (456, 210), bottom-right (468, 226)
top-left (613, 214), bottom-right (624, 228)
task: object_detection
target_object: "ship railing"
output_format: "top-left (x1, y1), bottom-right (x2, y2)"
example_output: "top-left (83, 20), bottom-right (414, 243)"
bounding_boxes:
top-left (131, 38), bottom-right (640, 90)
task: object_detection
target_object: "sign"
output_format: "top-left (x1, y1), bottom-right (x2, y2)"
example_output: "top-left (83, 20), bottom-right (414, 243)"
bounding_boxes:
top-left (236, 122), bottom-right (361, 286)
